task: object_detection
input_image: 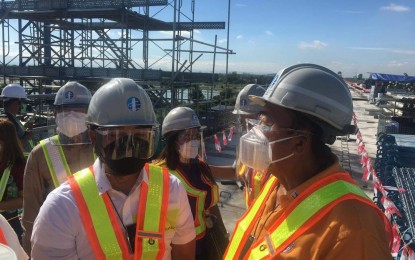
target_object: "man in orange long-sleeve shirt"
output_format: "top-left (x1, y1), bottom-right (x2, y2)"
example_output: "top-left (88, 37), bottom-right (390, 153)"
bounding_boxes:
top-left (225, 63), bottom-right (392, 259)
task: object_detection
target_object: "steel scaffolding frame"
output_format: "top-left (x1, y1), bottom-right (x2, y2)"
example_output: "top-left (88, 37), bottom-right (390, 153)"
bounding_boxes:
top-left (0, 0), bottom-right (233, 113)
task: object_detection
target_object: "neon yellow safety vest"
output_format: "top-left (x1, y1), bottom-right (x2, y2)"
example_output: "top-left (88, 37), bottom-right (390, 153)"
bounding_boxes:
top-left (0, 165), bottom-right (12, 201)
top-left (168, 167), bottom-right (219, 238)
top-left (40, 135), bottom-right (72, 188)
top-left (225, 172), bottom-right (391, 259)
top-left (68, 164), bottom-right (170, 260)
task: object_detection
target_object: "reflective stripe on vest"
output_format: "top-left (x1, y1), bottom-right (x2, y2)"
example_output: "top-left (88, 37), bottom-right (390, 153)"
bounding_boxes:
top-left (224, 175), bottom-right (279, 260)
top-left (240, 164), bottom-right (268, 207)
top-left (245, 173), bottom-right (383, 260)
top-left (134, 164), bottom-right (170, 260)
top-left (0, 165), bottom-right (12, 201)
top-left (247, 174), bottom-right (377, 259)
top-left (68, 164), bottom-right (169, 259)
top-left (170, 168), bottom-right (219, 238)
top-left (252, 170), bottom-right (267, 201)
top-left (0, 228), bottom-right (7, 245)
top-left (238, 163), bottom-right (247, 177)
top-left (40, 136), bottom-right (71, 188)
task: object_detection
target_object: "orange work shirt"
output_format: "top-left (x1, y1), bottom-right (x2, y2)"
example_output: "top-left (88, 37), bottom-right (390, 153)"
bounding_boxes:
top-left (252, 162), bottom-right (392, 260)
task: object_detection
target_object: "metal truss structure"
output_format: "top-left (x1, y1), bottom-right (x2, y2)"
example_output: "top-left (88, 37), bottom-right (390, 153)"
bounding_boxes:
top-left (0, 0), bottom-right (234, 114)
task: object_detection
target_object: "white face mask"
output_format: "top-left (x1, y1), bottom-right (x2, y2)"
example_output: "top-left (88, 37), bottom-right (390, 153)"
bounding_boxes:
top-left (56, 111), bottom-right (88, 138)
top-left (239, 127), bottom-right (300, 171)
top-left (179, 140), bottom-right (200, 160)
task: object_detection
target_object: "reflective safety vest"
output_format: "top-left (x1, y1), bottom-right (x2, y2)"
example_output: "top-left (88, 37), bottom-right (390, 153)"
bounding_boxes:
top-left (40, 136), bottom-right (72, 188)
top-left (224, 172), bottom-right (391, 260)
top-left (238, 162), bottom-right (269, 207)
top-left (0, 165), bottom-right (12, 201)
top-left (68, 164), bottom-right (170, 260)
top-left (0, 228), bottom-right (7, 245)
top-left (169, 167), bottom-right (219, 239)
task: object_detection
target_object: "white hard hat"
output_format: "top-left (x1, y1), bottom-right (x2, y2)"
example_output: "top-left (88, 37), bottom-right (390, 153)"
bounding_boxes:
top-left (86, 78), bottom-right (158, 127)
top-left (233, 84), bottom-right (266, 115)
top-left (250, 63), bottom-right (356, 144)
top-left (54, 81), bottom-right (91, 107)
top-left (1, 84), bottom-right (28, 101)
top-left (162, 107), bottom-right (201, 137)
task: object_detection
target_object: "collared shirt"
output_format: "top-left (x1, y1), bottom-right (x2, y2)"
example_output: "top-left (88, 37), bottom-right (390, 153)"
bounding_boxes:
top-left (22, 139), bottom-right (95, 254)
top-left (251, 161), bottom-right (391, 260)
top-left (31, 159), bottom-right (196, 260)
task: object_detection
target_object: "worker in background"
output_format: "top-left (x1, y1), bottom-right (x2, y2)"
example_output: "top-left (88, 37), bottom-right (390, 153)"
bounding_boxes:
top-left (210, 84), bottom-right (270, 207)
top-left (154, 106), bottom-right (228, 259)
top-left (31, 78), bottom-right (195, 259)
top-left (22, 81), bottom-right (95, 254)
top-left (0, 118), bottom-right (25, 244)
top-left (224, 63), bottom-right (392, 259)
top-left (1, 84), bottom-right (34, 157)
top-left (0, 214), bottom-right (28, 259)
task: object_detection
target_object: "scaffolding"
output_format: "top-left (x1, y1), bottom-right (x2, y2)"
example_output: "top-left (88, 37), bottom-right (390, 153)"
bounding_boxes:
top-left (0, 0), bottom-right (236, 133)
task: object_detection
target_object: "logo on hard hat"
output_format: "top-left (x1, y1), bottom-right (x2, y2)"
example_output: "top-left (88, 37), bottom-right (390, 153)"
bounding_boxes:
top-left (240, 99), bottom-right (247, 107)
top-left (64, 91), bottom-right (75, 100)
top-left (127, 97), bottom-right (141, 111)
top-left (191, 113), bottom-right (199, 125)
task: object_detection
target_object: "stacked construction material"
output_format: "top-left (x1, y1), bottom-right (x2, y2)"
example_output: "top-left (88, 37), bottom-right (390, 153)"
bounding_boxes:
top-left (375, 133), bottom-right (415, 256)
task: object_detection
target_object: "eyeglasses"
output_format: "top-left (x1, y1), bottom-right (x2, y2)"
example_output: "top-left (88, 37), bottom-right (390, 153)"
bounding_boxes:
top-left (261, 127), bottom-right (312, 142)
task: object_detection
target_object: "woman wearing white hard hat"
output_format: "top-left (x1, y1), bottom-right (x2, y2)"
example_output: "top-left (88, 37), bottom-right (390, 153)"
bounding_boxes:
top-left (154, 106), bottom-right (228, 259)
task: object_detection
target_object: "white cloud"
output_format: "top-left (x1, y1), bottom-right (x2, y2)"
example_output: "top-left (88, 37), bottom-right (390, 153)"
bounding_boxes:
top-left (265, 31), bottom-right (273, 36)
top-left (218, 38), bottom-right (227, 44)
top-left (298, 40), bottom-right (327, 50)
top-left (350, 47), bottom-right (415, 55)
top-left (380, 3), bottom-right (410, 12)
top-left (388, 60), bottom-right (409, 67)
top-left (236, 35), bottom-right (244, 40)
top-left (392, 49), bottom-right (415, 55)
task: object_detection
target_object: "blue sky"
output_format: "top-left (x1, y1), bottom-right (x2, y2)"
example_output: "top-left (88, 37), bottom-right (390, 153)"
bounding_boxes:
top-left (2, 1), bottom-right (414, 79)
top-left (183, 0), bottom-right (415, 77)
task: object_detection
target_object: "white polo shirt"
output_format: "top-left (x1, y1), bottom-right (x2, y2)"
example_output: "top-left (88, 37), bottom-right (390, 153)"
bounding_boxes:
top-left (31, 159), bottom-right (196, 260)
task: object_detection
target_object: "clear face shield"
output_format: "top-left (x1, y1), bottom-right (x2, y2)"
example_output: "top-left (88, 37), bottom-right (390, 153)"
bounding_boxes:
top-left (94, 126), bottom-right (159, 161)
top-left (52, 106), bottom-right (91, 145)
top-left (177, 127), bottom-right (205, 161)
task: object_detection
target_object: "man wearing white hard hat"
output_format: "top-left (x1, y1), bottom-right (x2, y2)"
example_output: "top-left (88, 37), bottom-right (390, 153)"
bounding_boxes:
top-left (224, 63), bottom-right (392, 259)
top-left (1, 84), bottom-right (34, 156)
top-left (22, 81), bottom-right (95, 255)
top-left (31, 78), bottom-right (195, 259)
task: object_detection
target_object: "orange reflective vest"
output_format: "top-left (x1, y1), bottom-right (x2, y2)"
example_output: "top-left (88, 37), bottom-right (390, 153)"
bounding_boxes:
top-left (224, 172), bottom-right (391, 260)
top-left (168, 167), bottom-right (219, 239)
top-left (238, 162), bottom-right (269, 207)
top-left (68, 163), bottom-right (170, 260)
top-left (0, 228), bottom-right (7, 245)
